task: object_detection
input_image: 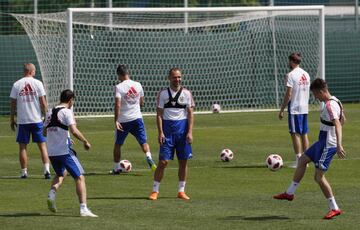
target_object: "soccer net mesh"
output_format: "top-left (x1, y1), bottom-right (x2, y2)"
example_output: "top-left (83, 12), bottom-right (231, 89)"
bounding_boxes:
top-left (12, 8), bottom-right (322, 116)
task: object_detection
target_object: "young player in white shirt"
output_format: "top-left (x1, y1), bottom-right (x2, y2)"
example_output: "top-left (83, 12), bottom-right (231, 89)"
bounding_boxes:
top-left (44, 89), bottom-right (97, 217)
top-left (110, 64), bottom-right (156, 174)
top-left (10, 63), bottom-right (51, 179)
top-left (274, 78), bottom-right (346, 220)
top-left (149, 68), bottom-right (195, 201)
top-left (279, 53), bottom-right (310, 168)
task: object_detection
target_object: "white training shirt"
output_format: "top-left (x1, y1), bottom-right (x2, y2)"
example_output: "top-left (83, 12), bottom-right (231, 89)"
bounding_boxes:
top-left (320, 96), bottom-right (342, 148)
top-left (286, 67), bottom-right (310, 114)
top-left (10, 77), bottom-right (46, 124)
top-left (114, 79), bottom-right (144, 123)
top-left (44, 106), bottom-right (76, 156)
top-left (157, 87), bottom-right (195, 121)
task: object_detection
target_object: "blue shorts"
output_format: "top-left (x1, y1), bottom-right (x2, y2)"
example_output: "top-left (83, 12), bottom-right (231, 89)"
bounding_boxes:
top-left (49, 149), bottom-right (84, 179)
top-left (288, 113), bottom-right (308, 135)
top-left (159, 119), bottom-right (192, 161)
top-left (16, 122), bottom-right (46, 144)
top-left (305, 131), bottom-right (337, 171)
top-left (115, 118), bottom-right (147, 145)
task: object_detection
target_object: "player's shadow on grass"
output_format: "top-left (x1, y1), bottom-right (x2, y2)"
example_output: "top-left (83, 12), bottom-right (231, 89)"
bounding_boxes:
top-left (215, 165), bottom-right (266, 169)
top-left (0, 176), bottom-right (50, 180)
top-left (0, 212), bottom-right (75, 218)
top-left (88, 196), bottom-right (174, 200)
top-left (222, 215), bottom-right (290, 221)
top-left (84, 172), bottom-right (143, 177)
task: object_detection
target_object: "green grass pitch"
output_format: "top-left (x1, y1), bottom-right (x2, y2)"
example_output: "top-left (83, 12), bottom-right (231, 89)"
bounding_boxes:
top-left (0, 104), bottom-right (359, 230)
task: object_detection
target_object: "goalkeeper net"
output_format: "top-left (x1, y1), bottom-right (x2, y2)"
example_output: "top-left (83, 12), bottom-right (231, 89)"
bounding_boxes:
top-left (12, 6), bottom-right (324, 116)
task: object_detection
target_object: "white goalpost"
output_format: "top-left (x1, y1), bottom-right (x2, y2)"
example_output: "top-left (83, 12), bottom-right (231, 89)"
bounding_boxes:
top-left (13, 6), bottom-right (325, 116)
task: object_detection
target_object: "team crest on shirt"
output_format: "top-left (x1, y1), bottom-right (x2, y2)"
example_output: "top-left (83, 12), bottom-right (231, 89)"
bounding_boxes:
top-left (179, 96), bottom-right (185, 103)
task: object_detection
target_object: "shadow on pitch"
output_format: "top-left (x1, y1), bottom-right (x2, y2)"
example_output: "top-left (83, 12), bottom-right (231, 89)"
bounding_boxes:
top-left (84, 172), bottom-right (143, 177)
top-left (0, 212), bottom-right (75, 218)
top-left (215, 165), bottom-right (266, 169)
top-left (88, 196), bottom-right (174, 200)
top-left (221, 215), bottom-right (290, 221)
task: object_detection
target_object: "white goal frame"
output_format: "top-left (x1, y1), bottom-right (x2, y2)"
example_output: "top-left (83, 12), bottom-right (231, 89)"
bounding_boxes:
top-left (66, 6), bottom-right (325, 115)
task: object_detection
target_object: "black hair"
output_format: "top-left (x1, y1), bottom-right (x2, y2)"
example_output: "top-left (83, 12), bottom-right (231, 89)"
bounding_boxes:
top-left (288, 52), bottom-right (301, 65)
top-left (310, 78), bottom-right (328, 91)
top-left (116, 64), bottom-right (130, 77)
top-left (60, 89), bottom-right (75, 103)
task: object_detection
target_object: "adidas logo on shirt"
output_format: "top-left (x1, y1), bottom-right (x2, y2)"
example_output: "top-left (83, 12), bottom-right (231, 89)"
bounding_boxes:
top-left (19, 83), bottom-right (37, 96)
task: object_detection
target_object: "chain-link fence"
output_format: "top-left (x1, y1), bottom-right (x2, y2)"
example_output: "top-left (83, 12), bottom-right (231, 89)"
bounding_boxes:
top-left (1, 0), bottom-right (359, 115)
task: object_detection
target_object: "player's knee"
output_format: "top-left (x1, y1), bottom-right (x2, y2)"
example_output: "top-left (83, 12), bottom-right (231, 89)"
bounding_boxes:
top-left (158, 160), bottom-right (168, 168)
top-left (75, 174), bottom-right (85, 182)
top-left (314, 174), bottom-right (323, 184)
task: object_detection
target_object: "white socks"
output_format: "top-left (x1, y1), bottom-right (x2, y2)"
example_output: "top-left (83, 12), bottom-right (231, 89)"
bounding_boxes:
top-left (152, 181), bottom-right (186, 193)
top-left (146, 152), bottom-right (152, 159)
top-left (114, 162), bottom-right (121, 171)
top-left (328, 197), bottom-right (339, 210)
top-left (80, 203), bottom-right (88, 210)
top-left (48, 189), bottom-right (56, 200)
top-left (286, 181), bottom-right (299, 195)
top-left (44, 163), bottom-right (50, 174)
top-left (21, 168), bottom-right (28, 176)
top-left (178, 181), bottom-right (186, 192)
top-left (152, 181), bottom-right (160, 193)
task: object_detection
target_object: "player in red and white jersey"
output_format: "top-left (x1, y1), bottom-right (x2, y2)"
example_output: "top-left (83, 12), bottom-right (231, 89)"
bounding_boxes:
top-left (149, 68), bottom-right (195, 201)
top-left (110, 64), bottom-right (156, 174)
top-left (274, 78), bottom-right (346, 220)
top-left (279, 53), bottom-right (310, 168)
top-left (44, 89), bottom-right (97, 217)
top-left (9, 63), bottom-right (51, 179)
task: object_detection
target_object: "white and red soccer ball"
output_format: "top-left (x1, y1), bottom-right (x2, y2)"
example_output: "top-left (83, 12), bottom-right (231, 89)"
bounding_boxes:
top-left (211, 104), bottom-right (221, 113)
top-left (266, 154), bottom-right (283, 171)
top-left (120, 159), bottom-right (132, 173)
top-left (220, 149), bottom-right (234, 162)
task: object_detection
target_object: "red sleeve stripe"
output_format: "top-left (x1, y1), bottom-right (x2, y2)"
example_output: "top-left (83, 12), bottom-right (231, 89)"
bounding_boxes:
top-left (325, 101), bottom-right (334, 120)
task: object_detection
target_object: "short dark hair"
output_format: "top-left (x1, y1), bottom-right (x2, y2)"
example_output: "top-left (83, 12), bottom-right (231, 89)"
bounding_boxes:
top-left (289, 52), bottom-right (301, 65)
top-left (60, 89), bottom-right (75, 103)
top-left (116, 64), bottom-right (130, 77)
top-left (310, 78), bottom-right (328, 91)
top-left (168, 67), bottom-right (182, 76)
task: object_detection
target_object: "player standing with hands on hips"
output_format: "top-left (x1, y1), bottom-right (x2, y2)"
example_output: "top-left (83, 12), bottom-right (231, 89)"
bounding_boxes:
top-left (274, 78), bottom-right (346, 220)
top-left (279, 53), bottom-right (310, 168)
top-left (149, 68), bottom-right (195, 201)
top-left (10, 63), bottom-right (51, 179)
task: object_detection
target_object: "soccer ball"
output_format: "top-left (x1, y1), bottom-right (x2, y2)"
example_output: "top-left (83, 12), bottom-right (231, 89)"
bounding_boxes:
top-left (119, 159), bottom-right (132, 173)
top-left (220, 149), bottom-right (234, 162)
top-left (211, 103), bottom-right (221, 113)
top-left (266, 154), bottom-right (283, 171)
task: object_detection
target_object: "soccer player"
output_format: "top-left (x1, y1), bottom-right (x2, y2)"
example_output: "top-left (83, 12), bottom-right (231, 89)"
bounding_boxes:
top-left (10, 63), bottom-right (51, 179)
top-left (110, 64), bottom-right (156, 174)
top-left (45, 89), bottom-right (97, 217)
top-left (278, 53), bottom-right (310, 168)
top-left (273, 78), bottom-right (346, 220)
top-left (149, 68), bottom-right (194, 201)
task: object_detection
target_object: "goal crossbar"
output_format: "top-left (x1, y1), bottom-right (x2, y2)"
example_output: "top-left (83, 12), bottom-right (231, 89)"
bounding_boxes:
top-left (68, 6), bottom-right (325, 13)
top-left (67, 5), bottom-right (325, 97)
